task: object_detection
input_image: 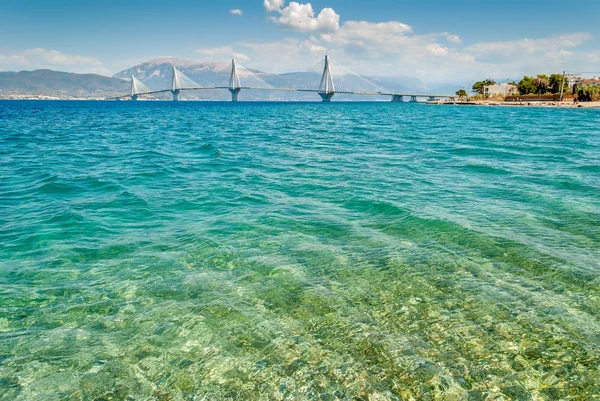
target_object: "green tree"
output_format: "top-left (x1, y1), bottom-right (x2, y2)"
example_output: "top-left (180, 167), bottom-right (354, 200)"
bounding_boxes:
top-left (549, 73), bottom-right (568, 94)
top-left (472, 79), bottom-right (496, 94)
top-left (455, 89), bottom-right (467, 98)
top-left (533, 76), bottom-right (550, 94)
top-left (517, 76), bottom-right (537, 95)
top-left (577, 85), bottom-right (600, 101)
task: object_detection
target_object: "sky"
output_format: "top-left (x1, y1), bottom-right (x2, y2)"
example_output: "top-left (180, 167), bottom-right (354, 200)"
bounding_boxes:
top-left (1, 0), bottom-right (600, 82)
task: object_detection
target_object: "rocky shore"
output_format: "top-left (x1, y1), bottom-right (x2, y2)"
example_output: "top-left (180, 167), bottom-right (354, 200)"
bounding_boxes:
top-left (429, 100), bottom-right (600, 108)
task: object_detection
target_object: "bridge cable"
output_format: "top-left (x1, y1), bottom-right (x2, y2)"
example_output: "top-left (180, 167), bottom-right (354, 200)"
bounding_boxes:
top-left (236, 62), bottom-right (274, 89)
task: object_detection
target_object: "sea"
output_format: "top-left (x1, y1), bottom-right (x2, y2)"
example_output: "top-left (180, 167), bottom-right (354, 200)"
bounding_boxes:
top-left (1, 100), bottom-right (599, 400)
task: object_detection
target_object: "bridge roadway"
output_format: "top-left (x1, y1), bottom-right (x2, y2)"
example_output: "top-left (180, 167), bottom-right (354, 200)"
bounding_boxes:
top-left (109, 86), bottom-right (453, 102)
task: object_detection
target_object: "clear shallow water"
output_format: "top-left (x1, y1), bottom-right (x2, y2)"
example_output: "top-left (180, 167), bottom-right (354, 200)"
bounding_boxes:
top-left (0, 100), bottom-right (599, 400)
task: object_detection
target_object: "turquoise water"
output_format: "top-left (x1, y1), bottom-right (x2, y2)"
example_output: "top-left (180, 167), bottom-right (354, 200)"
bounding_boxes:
top-left (1, 101), bottom-right (599, 400)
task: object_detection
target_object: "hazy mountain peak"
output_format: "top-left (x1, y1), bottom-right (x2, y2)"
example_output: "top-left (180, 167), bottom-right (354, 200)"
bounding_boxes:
top-left (112, 58), bottom-right (235, 84)
top-left (145, 57), bottom-right (215, 68)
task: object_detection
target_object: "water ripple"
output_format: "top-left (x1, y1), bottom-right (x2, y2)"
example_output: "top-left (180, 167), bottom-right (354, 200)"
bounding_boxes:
top-left (1, 101), bottom-right (599, 400)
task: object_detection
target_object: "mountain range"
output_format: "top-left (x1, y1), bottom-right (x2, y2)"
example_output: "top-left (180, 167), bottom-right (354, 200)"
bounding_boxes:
top-left (0, 70), bottom-right (128, 97)
top-left (0, 57), bottom-right (464, 100)
top-left (113, 57), bottom-right (434, 100)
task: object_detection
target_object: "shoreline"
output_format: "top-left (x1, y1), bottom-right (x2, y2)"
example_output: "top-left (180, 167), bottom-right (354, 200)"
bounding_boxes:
top-left (1, 97), bottom-right (599, 107)
top-left (429, 100), bottom-right (600, 108)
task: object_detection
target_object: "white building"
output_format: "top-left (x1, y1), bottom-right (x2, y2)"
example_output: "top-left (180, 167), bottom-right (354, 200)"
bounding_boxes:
top-left (483, 83), bottom-right (518, 96)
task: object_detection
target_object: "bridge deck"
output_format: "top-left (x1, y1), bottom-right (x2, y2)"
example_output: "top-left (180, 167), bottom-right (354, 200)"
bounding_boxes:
top-left (110, 86), bottom-right (452, 100)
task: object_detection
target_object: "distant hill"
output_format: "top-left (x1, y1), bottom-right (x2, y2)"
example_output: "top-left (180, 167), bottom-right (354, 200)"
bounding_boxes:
top-left (0, 70), bottom-right (128, 97)
top-left (0, 57), bottom-right (461, 100)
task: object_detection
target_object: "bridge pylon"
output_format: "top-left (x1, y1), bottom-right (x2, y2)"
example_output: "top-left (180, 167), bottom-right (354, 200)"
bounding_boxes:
top-left (229, 59), bottom-right (242, 102)
top-left (131, 75), bottom-right (141, 101)
top-left (392, 95), bottom-right (404, 102)
top-left (171, 65), bottom-right (181, 101)
top-left (318, 55), bottom-right (335, 102)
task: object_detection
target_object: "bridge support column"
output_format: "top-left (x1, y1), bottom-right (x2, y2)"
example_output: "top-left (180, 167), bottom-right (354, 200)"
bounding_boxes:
top-left (172, 90), bottom-right (181, 101)
top-left (318, 56), bottom-right (335, 102)
top-left (428, 96), bottom-right (436, 101)
top-left (229, 88), bottom-right (241, 102)
top-left (410, 96), bottom-right (418, 102)
top-left (319, 92), bottom-right (334, 102)
top-left (131, 94), bottom-right (139, 101)
top-left (392, 95), bottom-right (404, 102)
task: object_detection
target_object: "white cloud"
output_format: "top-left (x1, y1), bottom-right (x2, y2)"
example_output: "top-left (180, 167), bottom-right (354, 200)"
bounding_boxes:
top-left (249, 0), bottom-right (600, 81)
top-left (321, 21), bottom-right (412, 45)
top-left (265, 1), bottom-right (340, 32)
top-left (253, 0), bottom-right (599, 82)
top-left (0, 48), bottom-right (108, 74)
top-left (427, 43), bottom-right (449, 56)
top-left (264, 0), bottom-right (284, 12)
top-left (465, 33), bottom-right (591, 55)
top-left (196, 46), bottom-right (250, 62)
top-left (237, 38), bottom-right (327, 73)
top-left (581, 51), bottom-right (600, 64)
top-left (446, 34), bottom-right (462, 44)
top-left (448, 33), bottom-right (595, 80)
top-left (237, 26), bottom-right (596, 81)
top-left (234, 7), bottom-right (476, 79)
top-left (0, 55), bottom-right (29, 65)
top-left (230, 9), bottom-right (243, 15)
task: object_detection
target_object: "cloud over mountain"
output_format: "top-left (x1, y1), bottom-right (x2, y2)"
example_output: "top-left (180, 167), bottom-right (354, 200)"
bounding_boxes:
top-left (265, 1), bottom-right (339, 32)
top-left (0, 48), bottom-right (108, 75)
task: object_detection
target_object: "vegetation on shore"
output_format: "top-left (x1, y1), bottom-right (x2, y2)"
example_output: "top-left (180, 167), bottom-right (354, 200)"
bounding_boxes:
top-left (516, 74), bottom-right (568, 95)
top-left (471, 79), bottom-right (496, 95)
top-left (575, 85), bottom-right (600, 101)
top-left (455, 89), bottom-right (467, 99)
top-left (469, 73), bottom-right (599, 101)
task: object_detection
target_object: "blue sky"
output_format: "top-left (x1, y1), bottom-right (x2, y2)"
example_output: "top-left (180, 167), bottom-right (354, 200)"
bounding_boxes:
top-left (1, 0), bottom-right (600, 82)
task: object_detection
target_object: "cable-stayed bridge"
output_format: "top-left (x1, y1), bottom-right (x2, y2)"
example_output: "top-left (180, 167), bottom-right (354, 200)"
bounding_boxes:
top-left (111, 56), bottom-right (454, 102)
